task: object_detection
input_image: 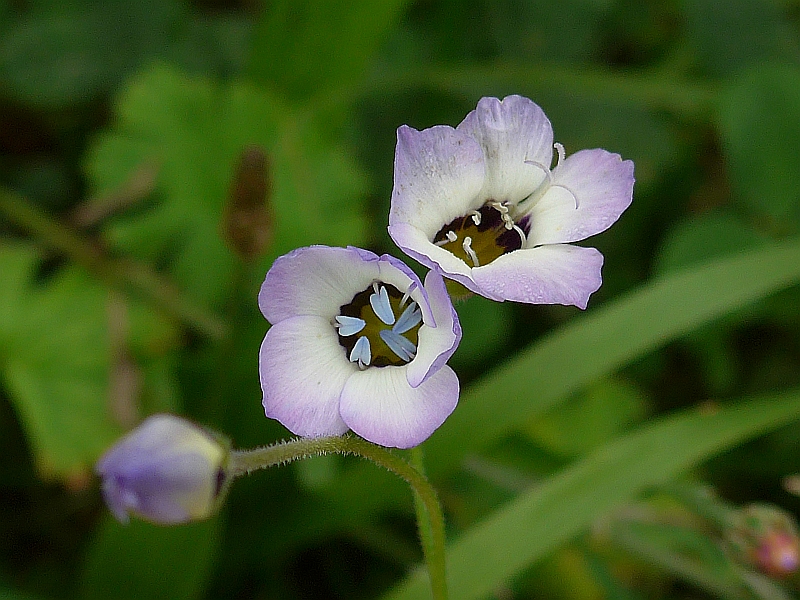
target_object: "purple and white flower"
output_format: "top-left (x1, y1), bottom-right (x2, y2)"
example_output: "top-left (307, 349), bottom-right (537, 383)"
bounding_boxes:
top-left (389, 95), bottom-right (635, 309)
top-left (258, 246), bottom-right (461, 449)
top-left (96, 414), bottom-right (228, 525)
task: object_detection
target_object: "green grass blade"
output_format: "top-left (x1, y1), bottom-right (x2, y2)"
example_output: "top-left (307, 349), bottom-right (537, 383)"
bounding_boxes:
top-left (424, 239), bottom-right (800, 478)
top-left (384, 389), bottom-right (800, 600)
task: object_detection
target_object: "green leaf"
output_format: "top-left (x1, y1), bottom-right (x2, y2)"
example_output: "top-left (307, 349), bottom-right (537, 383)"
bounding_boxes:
top-left (85, 63), bottom-right (370, 306)
top-left (384, 390), bottom-right (800, 600)
top-left (525, 377), bottom-right (648, 458)
top-left (424, 239), bottom-right (800, 479)
top-left (247, 0), bottom-right (412, 99)
top-left (449, 295), bottom-right (512, 369)
top-left (0, 1), bottom-right (185, 108)
top-left (0, 242), bottom-right (180, 478)
top-left (81, 517), bottom-right (221, 600)
top-left (0, 244), bottom-right (118, 477)
top-left (718, 65), bottom-right (800, 224)
top-left (654, 211), bottom-right (771, 274)
top-left (683, 0), bottom-right (796, 77)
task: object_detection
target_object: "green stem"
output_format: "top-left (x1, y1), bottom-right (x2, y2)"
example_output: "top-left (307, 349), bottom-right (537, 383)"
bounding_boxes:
top-left (231, 436), bottom-right (448, 600)
top-left (0, 188), bottom-right (227, 339)
top-left (409, 446), bottom-right (448, 600)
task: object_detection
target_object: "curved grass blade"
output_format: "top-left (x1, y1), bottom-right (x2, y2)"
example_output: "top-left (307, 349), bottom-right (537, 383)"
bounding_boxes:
top-left (384, 389), bottom-right (800, 600)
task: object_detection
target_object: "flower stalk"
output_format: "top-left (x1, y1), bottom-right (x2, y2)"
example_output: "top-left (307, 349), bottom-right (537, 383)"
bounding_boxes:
top-left (231, 435), bottom-right (449, 600)
top-left (0, 187), bottom-right (227, 339)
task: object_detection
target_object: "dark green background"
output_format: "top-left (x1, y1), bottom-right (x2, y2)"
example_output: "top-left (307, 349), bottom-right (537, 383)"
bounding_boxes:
top-left (1, 1), bottom-right (800, 598)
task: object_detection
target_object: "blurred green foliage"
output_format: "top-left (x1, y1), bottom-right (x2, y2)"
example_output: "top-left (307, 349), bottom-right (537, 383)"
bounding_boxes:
top-left (1, 0), bottom-right (800, 599)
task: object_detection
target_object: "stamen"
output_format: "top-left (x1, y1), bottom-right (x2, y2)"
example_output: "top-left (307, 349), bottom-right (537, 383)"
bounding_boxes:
top-left (462, 236), bottom-right (480, 267)
top-left (349, 336), bottom-right (371, 369)
top-left (490, 201), bottom-right (516, 230)
top-left (399, 281), bottom-right (417, 308)
top-left (469, 210), bottom-right (482, 225)
top-left (369, 285), bottom-right (395, 325)
top-left (379, 329), bottom-right (417, 362)
top-left (393, 302), bottom-right (421, 334)
top-left (554, 142), bottom-right (565, 167)
top-left (490, 200), bottom-right (509, 215)
top-left (551, 183), bottom-right (580, 209)
top-left (512, 223), bottom-right (527, 246)
top-left (434, 230), bottom-right (458, 246)
top-left (523, 159), bottom-right (551, 180)
top-left (335, 315), bottom-right (366, 336)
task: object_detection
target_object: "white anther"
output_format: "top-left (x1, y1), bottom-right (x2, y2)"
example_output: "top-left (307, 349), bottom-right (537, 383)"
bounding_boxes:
top-left (554, 142), bottom-right (566, 167)
top-left (490, 201), bottom-right (509, 215)
top-left (434, 230), bottom-right (458, 247)
top-left (469, 210), bottom-right (482, 225)
top-left (462, 236), bottom-right (480, 267)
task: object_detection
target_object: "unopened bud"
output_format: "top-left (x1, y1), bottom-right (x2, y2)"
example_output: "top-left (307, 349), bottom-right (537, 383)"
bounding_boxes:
top-left (96, 414), bottom-right (229, 525)
top-left (726, 503), bottom-right (800, 577)
top-left (222, 145), bottom-right (273, 261)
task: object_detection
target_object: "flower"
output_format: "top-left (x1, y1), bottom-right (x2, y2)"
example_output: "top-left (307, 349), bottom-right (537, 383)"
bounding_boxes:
top-left (258, 245), bottom-right (461, 449)
top-left (726, 503), bottom-right (800, 577)
top-left (96, 414), bottom-right (229, 525)
top-left (388, 95), bottom-right (635, 308)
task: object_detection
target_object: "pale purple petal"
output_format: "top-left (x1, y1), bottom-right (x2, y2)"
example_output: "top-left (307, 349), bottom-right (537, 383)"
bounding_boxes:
top-left (526, 149), bottom-right (635, 246)
top-left (96, 415), bottom-right (224, 524)
top-left (389, 125), bottom-right (485, 238)
top-left (457, 95), bottom-right (553, 204)
top-left (373, 252), bottom-right (435, 326)
top-left (406, 269), bottom-right (462, 387)
top-left (259, 315), bottom-right (352, 437)
top-left (471, 244), bottom-right (604, 309)
top-left (259, 246), bottom-right (379, 324)
top-left (339, 365), bottom-right (459, 448)
top-left (388, 222), bottom-right (498, 299)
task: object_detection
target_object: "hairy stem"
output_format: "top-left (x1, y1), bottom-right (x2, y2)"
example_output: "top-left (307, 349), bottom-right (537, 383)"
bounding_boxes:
top-left (231, 436), bottom-right (448, 600)
top-left (0, 188), bottom-right (227, 339)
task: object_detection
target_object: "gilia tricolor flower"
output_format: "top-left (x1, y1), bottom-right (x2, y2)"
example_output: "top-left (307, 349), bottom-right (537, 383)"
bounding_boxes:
top-left (389, 95), bottom-right (635, 308)
top-left (96, 414), bottom-right (229, 525)
top-left (258, 246), bottom-right (461, 449)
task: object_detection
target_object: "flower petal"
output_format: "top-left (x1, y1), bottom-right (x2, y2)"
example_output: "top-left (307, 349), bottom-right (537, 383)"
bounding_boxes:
top-left (259, 315), bottom-right (352, 437)
top-left (406, 269), bottom-right (462, 387)
top-left (340, 365), bottom-right (459, 448)
top-left (471, 244), bottom-right (604, 308)
top-left (526, 149), bottom-right (635, 246)
top-left (259, 246), bottom-right (379, 324)
top-left (388, 222), bottom-right (500, 299)
top-left (389, 124), bottom-right (485, 238)
top-left (457, 95), bottom-right (553, 204)
top-left (96, 415), bottom-right (225, 524)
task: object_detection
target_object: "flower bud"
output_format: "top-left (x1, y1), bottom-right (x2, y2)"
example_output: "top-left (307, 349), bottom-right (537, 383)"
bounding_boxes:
top-left (96, 414), bottom-right (229, 525)
top-left (726, 503), bottom-right (800, 577)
